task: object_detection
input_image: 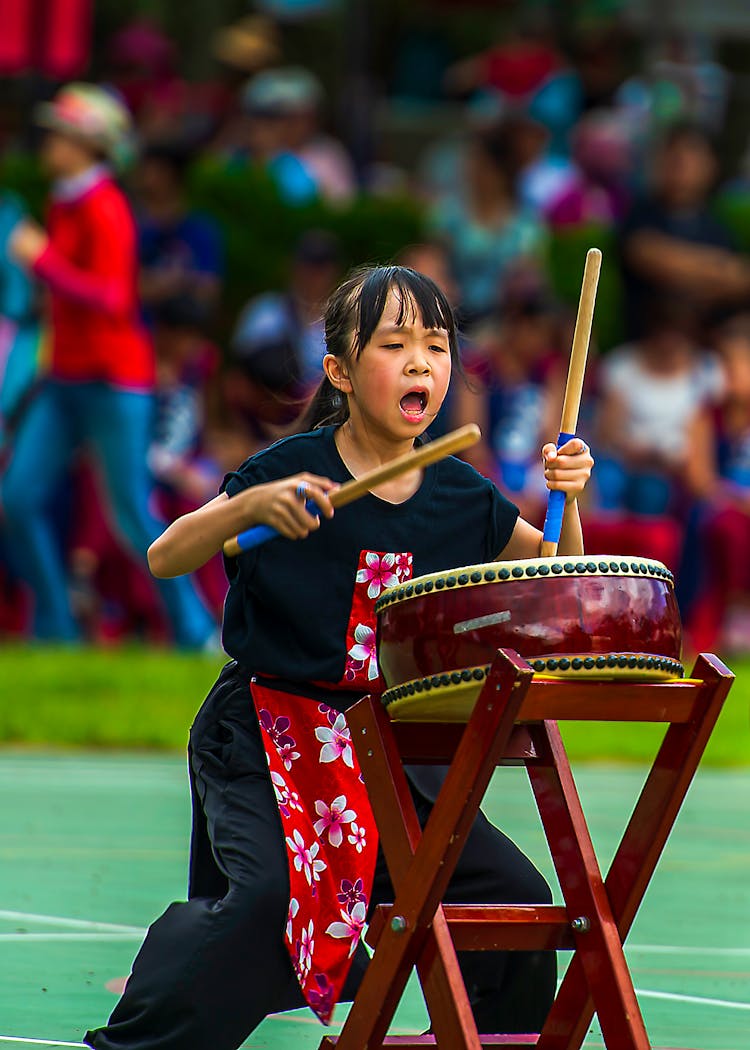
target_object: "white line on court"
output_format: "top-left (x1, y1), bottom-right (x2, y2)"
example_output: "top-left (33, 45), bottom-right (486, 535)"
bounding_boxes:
top-left (628, 943), bottom-right (750, 957)
top-left (4, 911), bottom-right (749, 957)
top-left (0, 933), bottom-right (143, 942)
top-left (635, 987), bottom-right (750, 1011)
top-left (0, 911), bottom-right (144, 934)
top-left (0, 1038), bottom-right (85, 1047)
top-left (2, 987), bottom-right (749, 1048)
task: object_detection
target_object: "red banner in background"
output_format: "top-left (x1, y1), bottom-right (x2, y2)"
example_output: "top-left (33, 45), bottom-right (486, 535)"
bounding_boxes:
top-left (0, 0), bottom-right (33, 73)
top-left (0, 0), bottom-right (92, 78)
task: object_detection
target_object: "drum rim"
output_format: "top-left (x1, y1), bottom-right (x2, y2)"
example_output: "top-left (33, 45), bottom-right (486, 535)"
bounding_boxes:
top-left (376, 554), bottom-right (674, 615)
top-left (381, 653), bottom-right (686, 712)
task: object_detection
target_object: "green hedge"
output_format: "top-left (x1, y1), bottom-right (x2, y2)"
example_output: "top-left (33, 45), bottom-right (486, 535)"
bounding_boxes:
top-left (0, 645), bottom-right (747, 764)
top-left (187, 157), bottom-right (425, 324)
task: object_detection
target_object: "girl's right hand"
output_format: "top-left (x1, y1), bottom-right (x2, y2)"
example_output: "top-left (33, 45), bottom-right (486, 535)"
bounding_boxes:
top-left (246, 473), bottom-right (338, 540)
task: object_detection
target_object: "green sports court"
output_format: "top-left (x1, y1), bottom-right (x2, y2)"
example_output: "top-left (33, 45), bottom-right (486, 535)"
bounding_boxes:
top-left (1, 648), bottom-right (749, 1049)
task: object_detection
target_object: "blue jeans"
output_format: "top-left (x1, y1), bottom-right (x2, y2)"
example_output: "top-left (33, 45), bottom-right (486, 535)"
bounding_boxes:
top-left (0, 379), bottom-right (215, 645)
top-left (595, 457), bottom-right (674, 516)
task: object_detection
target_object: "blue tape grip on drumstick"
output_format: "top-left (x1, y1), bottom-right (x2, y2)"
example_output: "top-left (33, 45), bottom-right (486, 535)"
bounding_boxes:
top-left (542, 431), bottom-right (576, 546)
top-left (231, 498), bottom-right (320, 553)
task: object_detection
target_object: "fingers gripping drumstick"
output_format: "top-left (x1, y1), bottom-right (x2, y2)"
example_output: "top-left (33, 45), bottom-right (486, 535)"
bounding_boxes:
top-left (223, 424), bottom-right (481, 557)
top-left (540, 247), bottom-right (601, 559)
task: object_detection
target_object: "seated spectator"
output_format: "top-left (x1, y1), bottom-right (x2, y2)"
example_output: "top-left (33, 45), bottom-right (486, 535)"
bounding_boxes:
top-left (270, 67), bottom-right (356, 203)
top-left (226, 229), bottom-right (342, 446)
top-left (444, 17), bottom-right (581, 156)
top-left (452, 281), bottom-right (563, 523)
top-left (397, 241), bottom-right (459, 308)
top-left (616, 33), bottom-right (730, 144)
top-left (148, 294), bottom-right (227, 618)
top-left (684, 314), bottom-right (750, 653)
top-left (504, 111), bottom-right (577, 217)
top-left (543, 110), bottom-right (632, 230)
top-left (105, 20), bottom-right (186, 143)
top-left (207, 15), bottom-right (282, 157)
top-left (148, 294), bottom-right (222, 506)
top-left (134, 144), bottom-right (224, 319)
top-left (594, 297), bottom-right (724, 517)
top-left (619, 120), bottom-right (750, 340)
top-left (445, 22), bottom-right (564, 104)
top-left (218, 71), bottom-right (325, 206)
top-left (429, 120), bottom-right (548, 325)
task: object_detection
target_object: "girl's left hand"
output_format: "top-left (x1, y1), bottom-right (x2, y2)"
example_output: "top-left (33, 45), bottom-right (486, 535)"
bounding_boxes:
top-left (541, 437), bottom-right (594, 502)
top-left (9, 220), bottom-right (49, 267)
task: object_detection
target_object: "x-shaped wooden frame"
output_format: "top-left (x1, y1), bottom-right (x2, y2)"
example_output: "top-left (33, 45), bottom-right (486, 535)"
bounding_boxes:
top-left (319, 648), bottom-right (734, 1050)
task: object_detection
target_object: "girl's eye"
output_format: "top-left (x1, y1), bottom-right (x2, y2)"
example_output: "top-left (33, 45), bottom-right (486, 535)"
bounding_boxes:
top-left (429, 344), bottom-right (448, 353)
top-left (381, 343), bottom-right (403, 350)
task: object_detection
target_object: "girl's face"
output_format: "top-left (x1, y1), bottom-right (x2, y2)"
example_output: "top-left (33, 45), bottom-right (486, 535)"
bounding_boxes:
top-left (330, 288), bottom-right (452, 442)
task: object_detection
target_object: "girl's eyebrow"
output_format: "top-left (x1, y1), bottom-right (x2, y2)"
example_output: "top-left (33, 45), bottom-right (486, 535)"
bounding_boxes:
top-left (377, 323), bottom-right (448, 337)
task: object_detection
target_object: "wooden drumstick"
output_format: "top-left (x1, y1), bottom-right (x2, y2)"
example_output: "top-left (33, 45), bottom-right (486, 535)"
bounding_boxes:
top-left (540, 247), bottom-right (601, 558)
top-left (223, 423), bottom-right (481, 557)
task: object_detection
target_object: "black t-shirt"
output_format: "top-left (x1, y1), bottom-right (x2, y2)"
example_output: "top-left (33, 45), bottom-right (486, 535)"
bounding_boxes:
top-left (221, 426), bottom-right (519, 684)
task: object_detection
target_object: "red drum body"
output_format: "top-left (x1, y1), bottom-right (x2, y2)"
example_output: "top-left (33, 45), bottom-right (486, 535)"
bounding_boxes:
top-left (376, 556), bottom-right (683, 720)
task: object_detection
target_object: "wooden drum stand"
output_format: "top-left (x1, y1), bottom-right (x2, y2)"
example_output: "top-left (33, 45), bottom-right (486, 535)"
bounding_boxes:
top-left (319, 649), bottom-right (734, 1050)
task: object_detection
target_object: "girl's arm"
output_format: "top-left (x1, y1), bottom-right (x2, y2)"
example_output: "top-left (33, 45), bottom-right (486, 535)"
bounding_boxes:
top-left (497, 438), bottom-right (591, 560)
top-left (148, 472), bottom-right (338, 578)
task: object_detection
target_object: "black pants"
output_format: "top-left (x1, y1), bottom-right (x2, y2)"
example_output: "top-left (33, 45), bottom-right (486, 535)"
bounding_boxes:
top-left (85, 663), bottom-right (555, 1049)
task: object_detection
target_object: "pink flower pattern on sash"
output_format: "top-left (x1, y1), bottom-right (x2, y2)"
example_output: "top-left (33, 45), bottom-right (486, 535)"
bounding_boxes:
top-left (356, 551), bottom-right (400, 598)
top-left (314, 795), bottom-right (357, 847)
top-left (344, 550), bottom-right (413, 689)
top-left (253, 682), bottom-right (378, 1025)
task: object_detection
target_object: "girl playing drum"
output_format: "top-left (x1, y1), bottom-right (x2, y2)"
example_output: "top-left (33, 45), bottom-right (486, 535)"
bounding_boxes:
top-left (86, 264), bottom-right (593, 1049)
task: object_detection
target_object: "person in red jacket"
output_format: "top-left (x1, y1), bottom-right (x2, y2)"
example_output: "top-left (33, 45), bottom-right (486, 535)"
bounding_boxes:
top-left (2, 83), bottom-right (214, 645)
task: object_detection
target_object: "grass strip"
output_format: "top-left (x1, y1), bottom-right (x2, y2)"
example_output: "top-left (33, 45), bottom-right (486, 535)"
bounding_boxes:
top-left (0, 645), bottom-right (747, 765)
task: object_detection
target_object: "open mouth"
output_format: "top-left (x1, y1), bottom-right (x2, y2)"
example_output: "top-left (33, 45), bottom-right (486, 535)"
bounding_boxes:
top-left (399, 390), bottom-right (428, 418)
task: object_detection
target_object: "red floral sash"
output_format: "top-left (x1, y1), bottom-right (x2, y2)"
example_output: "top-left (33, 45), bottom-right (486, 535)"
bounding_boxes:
top-left (252, 549), bottom-right (413, 1023)
top-left (252, 682), bottom-right (377, 1023)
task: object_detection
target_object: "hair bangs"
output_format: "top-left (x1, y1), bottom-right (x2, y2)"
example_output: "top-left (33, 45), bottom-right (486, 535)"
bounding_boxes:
top-left (354, 266), bottom-right (458, 361)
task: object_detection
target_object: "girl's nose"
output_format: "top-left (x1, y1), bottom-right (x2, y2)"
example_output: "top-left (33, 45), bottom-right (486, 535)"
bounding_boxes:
top-left (406, 355), bottom-right (431, 374)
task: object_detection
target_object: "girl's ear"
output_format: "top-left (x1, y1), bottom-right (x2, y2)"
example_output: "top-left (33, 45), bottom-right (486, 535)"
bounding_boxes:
top-left (323, 353), bottom-right (353, 394)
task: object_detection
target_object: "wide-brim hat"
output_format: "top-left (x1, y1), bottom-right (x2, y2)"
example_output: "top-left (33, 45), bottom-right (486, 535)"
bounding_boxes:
top-left (35, 83), bottom-right (132, 159)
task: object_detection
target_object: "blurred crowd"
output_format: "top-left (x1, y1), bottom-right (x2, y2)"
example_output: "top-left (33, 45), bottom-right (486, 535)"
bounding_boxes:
top-left (1, 8), bottom-right (750, 655)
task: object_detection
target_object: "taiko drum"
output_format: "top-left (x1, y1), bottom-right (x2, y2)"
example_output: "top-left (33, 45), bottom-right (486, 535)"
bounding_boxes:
top-left (375, 556), bottom-right (683, 720)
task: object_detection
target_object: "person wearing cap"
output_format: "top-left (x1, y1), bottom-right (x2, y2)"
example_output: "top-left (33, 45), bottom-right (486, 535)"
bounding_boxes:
top-left (2, 82), bottom-right (215, 647)
top-left (251, 67), bottom-right (356, 203)
top-left (227, 229), bottom-right (342, 445)
top-left (232, 69), bottom-right (320, 206)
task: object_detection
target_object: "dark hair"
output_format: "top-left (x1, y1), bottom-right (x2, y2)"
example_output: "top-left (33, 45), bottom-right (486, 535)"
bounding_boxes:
top-left (303, 265), bottom-right (460, 430)
top-left (473, 120), bottom-right (520, 182)
top-left (141, 143), bottom-right (192, 181)
top-left (659, 119), bottom-right (718, 158)
top-left (152, 292), bottom-right (212, 332)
